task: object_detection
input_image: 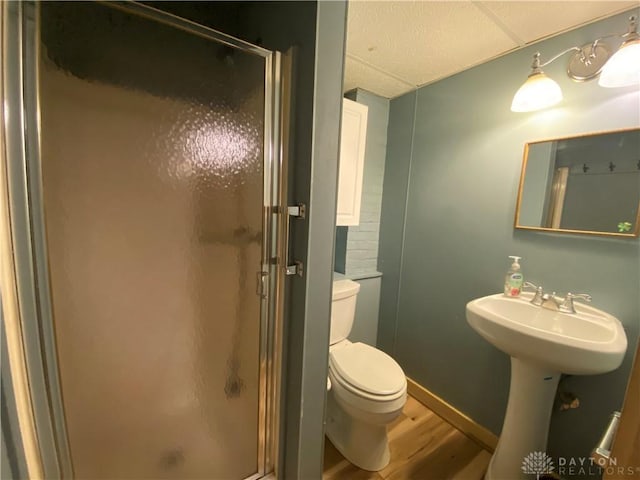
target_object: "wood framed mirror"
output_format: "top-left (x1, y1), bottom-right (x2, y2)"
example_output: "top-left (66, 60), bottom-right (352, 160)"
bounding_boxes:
top-left (514, 128), bottom-right (640, 238)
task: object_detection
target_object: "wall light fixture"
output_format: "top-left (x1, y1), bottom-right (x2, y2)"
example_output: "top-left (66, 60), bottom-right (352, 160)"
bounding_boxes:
top-left (511, 15), bottom-right (640, 113)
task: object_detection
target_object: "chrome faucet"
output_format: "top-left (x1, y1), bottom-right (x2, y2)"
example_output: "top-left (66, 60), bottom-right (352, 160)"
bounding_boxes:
top-left (522, 282), bottom-right (591, 314)
top-left (541, 291), bottom-right (561, 310)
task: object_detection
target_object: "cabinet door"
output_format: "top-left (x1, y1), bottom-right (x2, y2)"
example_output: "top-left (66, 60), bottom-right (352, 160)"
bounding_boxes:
top-left (336, 98), bottom-right (368, 226)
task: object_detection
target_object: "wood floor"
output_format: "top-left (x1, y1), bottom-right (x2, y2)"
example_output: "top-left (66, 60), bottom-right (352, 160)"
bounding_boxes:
top-left (323, 396), bottom-right (492, 480)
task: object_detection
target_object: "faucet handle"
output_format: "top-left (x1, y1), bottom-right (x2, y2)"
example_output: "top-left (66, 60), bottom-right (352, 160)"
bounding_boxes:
top-left (570, 293), bottom-right (592, 302)
top-left (523, 282), bottom-right (544, 306)
top-left (559, 292), bottom-right (592, 314)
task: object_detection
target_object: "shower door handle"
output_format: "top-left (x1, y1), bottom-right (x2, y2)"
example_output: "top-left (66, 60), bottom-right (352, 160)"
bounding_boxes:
top-left (284, 204), bottom-right (305, 277)
top-left (256, 271), bottom-right (268, 298)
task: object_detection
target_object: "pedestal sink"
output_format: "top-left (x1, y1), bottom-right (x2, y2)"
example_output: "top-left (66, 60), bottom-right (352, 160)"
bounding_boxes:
top-left (466, 292), bottom-right (627, 480)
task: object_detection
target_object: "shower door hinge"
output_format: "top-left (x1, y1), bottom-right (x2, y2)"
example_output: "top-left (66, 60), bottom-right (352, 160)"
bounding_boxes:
top-left (287, 204), bottom-right (305, 219)
top-left (285, 260), bottom-right (304, 277)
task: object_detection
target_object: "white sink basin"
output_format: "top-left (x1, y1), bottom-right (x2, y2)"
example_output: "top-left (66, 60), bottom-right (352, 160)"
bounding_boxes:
top-left (466, 292), bottom-right (627, 375)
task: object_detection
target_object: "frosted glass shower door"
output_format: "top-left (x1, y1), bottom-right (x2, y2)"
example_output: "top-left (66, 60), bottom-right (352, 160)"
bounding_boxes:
top-left (34, 3), bottom-right (275, 478)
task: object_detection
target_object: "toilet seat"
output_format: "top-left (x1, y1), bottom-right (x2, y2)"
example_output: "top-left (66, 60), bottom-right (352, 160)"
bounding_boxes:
top-left (329, 342), bottom-right (405, 401)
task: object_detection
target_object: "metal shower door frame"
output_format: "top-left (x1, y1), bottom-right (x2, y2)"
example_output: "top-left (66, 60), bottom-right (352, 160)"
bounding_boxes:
top-left (1, 2), bottom-right (287, 478)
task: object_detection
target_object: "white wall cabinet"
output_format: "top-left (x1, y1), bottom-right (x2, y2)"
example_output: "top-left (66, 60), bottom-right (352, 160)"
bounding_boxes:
top-left (336, 98), bottom-right (368, 226)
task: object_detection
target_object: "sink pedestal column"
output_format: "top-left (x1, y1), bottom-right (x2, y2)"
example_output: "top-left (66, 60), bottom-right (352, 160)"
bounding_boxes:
top-left (486, 358), bottom-right (560, 480)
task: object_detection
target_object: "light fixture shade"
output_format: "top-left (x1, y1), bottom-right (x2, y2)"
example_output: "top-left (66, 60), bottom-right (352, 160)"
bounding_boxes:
top-left (598, 38), bottom-right (640, 88)
top-left (511, 72), bottom-right (563, 113)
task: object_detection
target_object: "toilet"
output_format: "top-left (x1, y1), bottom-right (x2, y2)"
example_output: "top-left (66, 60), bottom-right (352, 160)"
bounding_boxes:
top-left (325, 279), bottom-right (407, 471)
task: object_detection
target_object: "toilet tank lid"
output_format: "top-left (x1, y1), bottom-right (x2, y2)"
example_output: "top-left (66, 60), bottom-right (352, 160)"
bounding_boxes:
top-left (332, 279), bottom-right (361, 300)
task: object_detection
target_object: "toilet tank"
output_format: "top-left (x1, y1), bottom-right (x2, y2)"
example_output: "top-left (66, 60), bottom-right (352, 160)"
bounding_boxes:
top-left (330, 279), bottom-right (361, 345)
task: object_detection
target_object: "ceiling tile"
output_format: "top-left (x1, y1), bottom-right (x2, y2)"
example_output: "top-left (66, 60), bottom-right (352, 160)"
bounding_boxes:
top-left (478, 1), bottom-right (637, 45)
top-left (345, 1), bottom-right (639, 99)
top-left (346, 1), bottom-right (519, 87)
top-left (343, 56), bottom-right (415, 98)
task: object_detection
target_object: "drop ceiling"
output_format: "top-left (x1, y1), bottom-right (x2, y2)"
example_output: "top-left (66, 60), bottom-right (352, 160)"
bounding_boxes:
top-left (344, 1), bottom-right (638, 98)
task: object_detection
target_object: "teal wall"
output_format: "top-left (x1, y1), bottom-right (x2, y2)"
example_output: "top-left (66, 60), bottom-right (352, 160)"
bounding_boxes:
top-left (378, 92), bottom-right (416, 355)
top-left (379, 8), bottom-right (640, 468)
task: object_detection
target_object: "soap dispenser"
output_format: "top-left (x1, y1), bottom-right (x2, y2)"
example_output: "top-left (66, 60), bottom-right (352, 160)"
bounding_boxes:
top-left (504, 256), bottom-right (524, 297)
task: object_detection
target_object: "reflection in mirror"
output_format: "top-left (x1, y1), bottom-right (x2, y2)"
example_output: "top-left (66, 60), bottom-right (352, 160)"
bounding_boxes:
top-left (515, 128), bottom-right (640, 237)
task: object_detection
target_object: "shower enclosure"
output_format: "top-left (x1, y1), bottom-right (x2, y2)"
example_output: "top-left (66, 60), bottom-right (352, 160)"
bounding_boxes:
top-left (2, 2), bottom-right (288, 478)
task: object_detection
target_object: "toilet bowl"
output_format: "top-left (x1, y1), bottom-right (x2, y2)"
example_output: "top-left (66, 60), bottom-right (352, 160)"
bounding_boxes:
top-left (326, 279), bottom-right (407, 471)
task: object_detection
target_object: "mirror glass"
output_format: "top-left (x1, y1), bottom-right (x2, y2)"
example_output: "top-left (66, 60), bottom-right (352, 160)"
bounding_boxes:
top-left (515, 129), bottom-right (640, 237)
